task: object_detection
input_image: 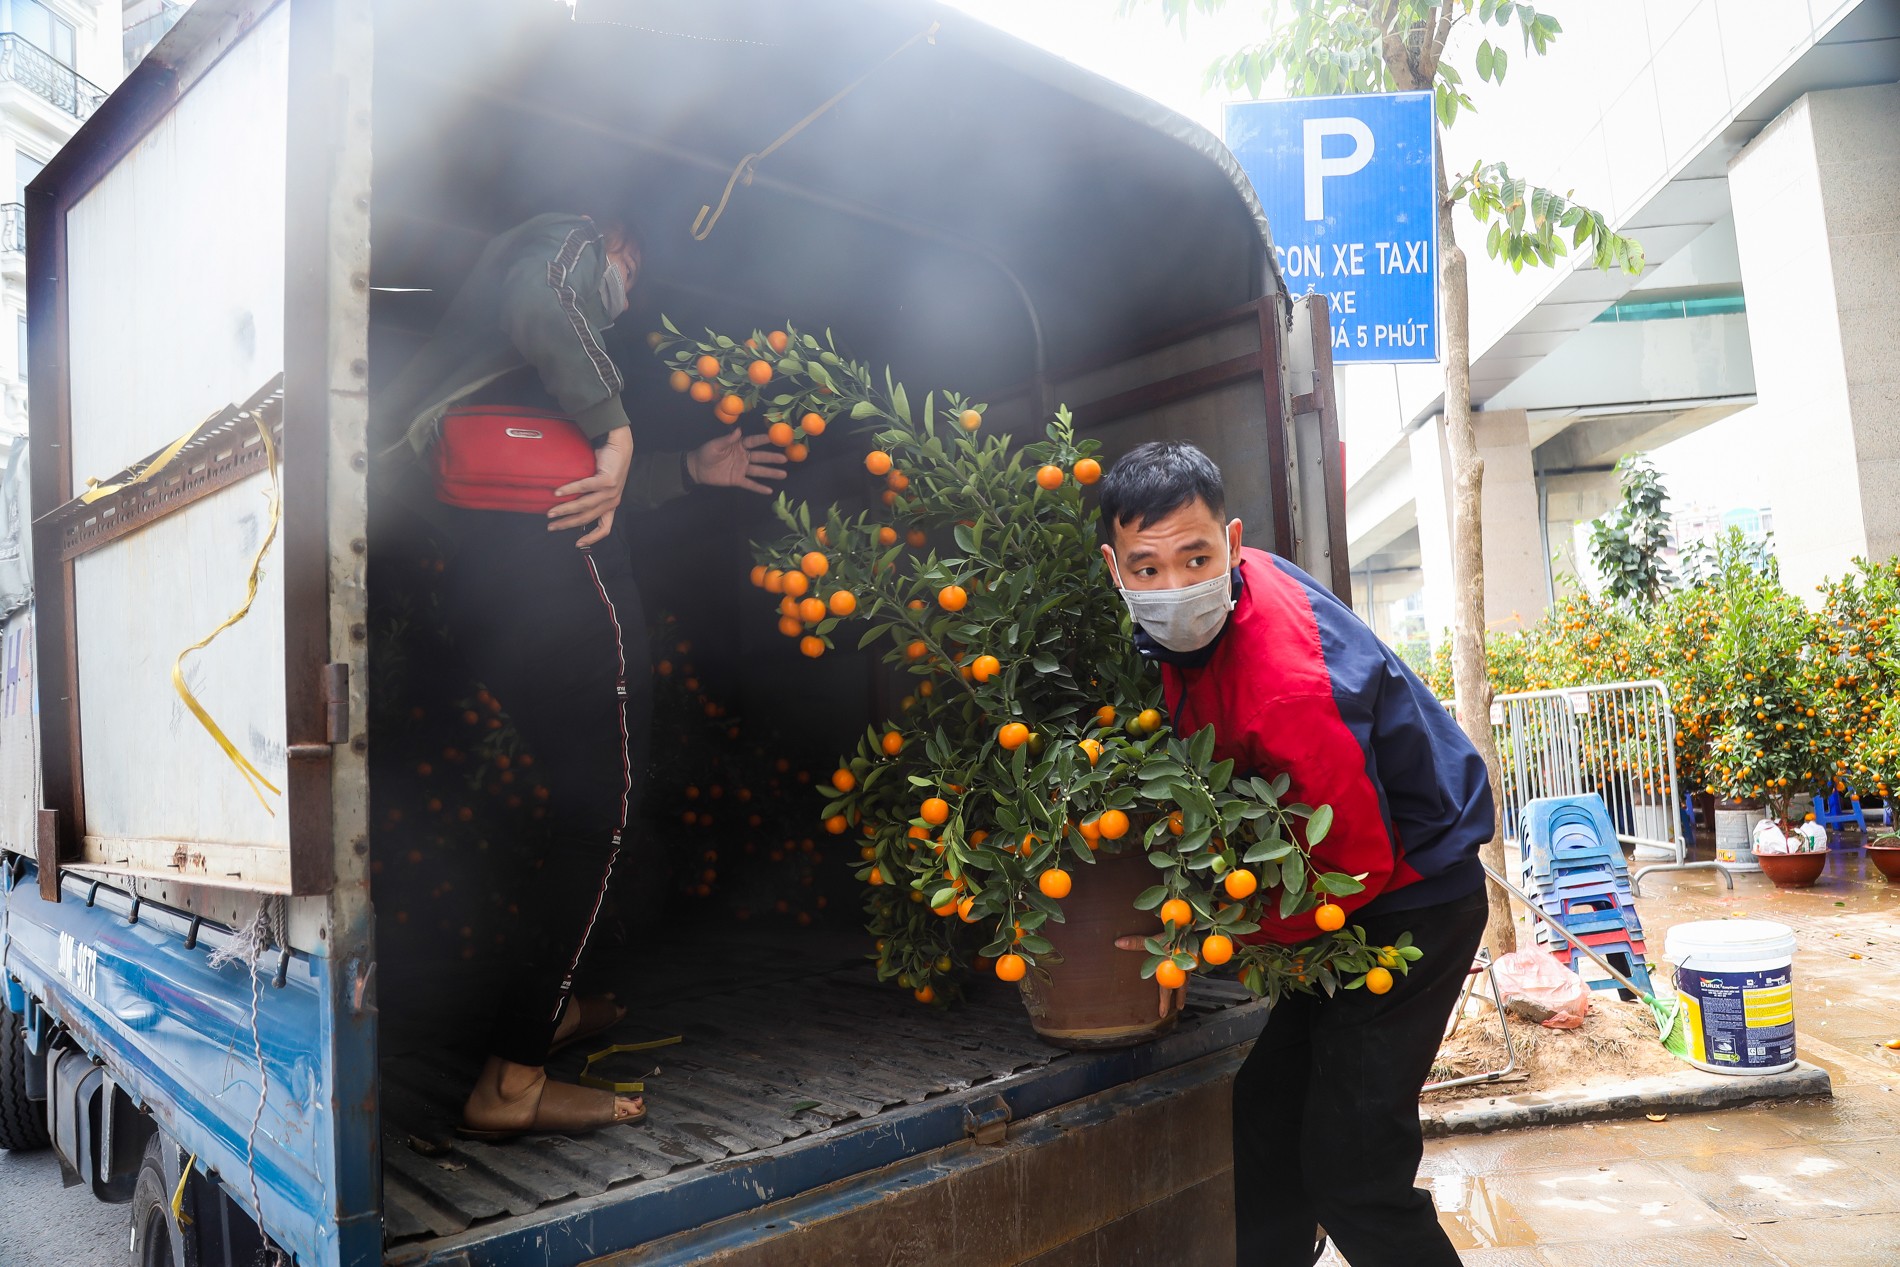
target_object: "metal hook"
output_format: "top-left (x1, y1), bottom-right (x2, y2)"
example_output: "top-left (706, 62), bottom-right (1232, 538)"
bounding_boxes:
top-left (184, 917), bottom-right (202, 950)
top-left (273, 947), bottom-right (290, 989)
top-left (86, 880), bottom-right (101, 907)
top-left (126, 896), bottom-right (141, 926)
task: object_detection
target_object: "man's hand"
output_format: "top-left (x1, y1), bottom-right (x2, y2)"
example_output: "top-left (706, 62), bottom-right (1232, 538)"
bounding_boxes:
top-left (688, 430), bottom-right (789, 494)
top-left (550, 426), bottom-right (633, 548)
top-left (1114, 935), bottom-right (1187, 1019)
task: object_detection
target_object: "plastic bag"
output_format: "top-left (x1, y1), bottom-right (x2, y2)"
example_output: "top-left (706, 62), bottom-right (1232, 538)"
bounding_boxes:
top-left (1492, 948), bottom-right (1592, 1029)
top-left (1753, 819), bottom-right (1828, 854)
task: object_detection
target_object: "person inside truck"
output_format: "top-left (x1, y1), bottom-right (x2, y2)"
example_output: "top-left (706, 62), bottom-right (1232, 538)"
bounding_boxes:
top-left (1098, 441), bottom-right (1492, 1267)
top-left (373, 211), bottom-right (785, 1138)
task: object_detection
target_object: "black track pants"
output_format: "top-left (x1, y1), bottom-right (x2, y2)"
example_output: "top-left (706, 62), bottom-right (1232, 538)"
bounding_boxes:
top-left (1233, 887), bottom-right (1489, 1267)
top-left (439, 508), bottom-right (651, 1067)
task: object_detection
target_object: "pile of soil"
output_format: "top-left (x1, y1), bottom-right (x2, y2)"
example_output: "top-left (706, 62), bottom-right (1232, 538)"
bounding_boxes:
top-left (1424, 995), bottom-right (1685, 1102)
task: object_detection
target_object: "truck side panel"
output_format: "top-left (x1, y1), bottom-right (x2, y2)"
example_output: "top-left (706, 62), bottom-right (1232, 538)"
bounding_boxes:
top-left (64, 2), bottom-right (291, 863)
top-left (0, 869), bottom-right (335, 1264)
top-left (7, 1), bottom-right (380, 1263)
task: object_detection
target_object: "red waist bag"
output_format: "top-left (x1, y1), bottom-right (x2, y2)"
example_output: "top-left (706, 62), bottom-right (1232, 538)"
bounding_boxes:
top-left (432, 406), bottom-right (596, 513)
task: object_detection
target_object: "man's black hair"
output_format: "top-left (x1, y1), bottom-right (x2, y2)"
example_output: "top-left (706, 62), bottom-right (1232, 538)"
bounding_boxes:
top-left (1096, 441), bottom-right (1226, 547)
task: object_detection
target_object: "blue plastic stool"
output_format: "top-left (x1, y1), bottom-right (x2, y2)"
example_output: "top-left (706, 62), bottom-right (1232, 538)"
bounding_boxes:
top-left (1812, 789), bottom-right (1867, 834)
top-left (1519, 793), bottom-right (1654, 997)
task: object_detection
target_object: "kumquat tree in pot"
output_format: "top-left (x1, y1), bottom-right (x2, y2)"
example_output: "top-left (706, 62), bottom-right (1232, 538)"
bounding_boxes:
top-left (1817, 557), bottom-right (1900, 809)
top-left (651, 319), bottom-right (1418, 1045)
top-left (1667, 537), bottom-right (1840, 830)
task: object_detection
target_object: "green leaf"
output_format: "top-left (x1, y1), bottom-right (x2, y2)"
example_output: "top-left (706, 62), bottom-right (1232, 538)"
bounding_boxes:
top-left (851, 400), bottom-right (880, 419)
top-left (1278, 881), bottom-right (1303, 920)
top-left (1306, 804), bottom-right (1334, 847)
top-left (1282, 851), bottom-right (1306, 896)
top-left (1435, 84), bottom-right (1456, 128)
top-left (1314, 872), bottom-right (1365, 897)
top-left (1243, 838), bottom-right (1294, 864)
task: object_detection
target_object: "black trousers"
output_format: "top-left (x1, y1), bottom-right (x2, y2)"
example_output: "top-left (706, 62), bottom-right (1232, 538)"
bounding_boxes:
top-left (439, 508), bottom-right (652, 1067)
top-left (1233, 886), bottom-right (1489, 1267)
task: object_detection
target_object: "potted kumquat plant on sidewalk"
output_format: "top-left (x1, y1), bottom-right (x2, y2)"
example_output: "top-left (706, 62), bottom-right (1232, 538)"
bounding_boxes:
top-left (652, 319), bottom-right (1416, 1045)
top-left (1821, 557), bottom-right (1900, 883)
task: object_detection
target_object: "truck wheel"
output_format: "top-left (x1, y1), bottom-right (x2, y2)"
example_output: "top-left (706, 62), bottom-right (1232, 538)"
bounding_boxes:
top-left (130, 1134), bottom-right (187, 1267)
top-left (0, 994), bottom-right (49, 1151)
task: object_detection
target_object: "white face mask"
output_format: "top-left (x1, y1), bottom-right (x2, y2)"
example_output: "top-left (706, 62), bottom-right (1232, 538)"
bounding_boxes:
top-left (600, 258), bottom-right (629, 321)
top-left (1111, 550), bottom-right (1236, 652)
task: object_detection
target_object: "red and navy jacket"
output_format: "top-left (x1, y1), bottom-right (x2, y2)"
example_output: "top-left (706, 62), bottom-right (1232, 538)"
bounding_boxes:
top-left (1153, 548), bottom-right (1491, 945)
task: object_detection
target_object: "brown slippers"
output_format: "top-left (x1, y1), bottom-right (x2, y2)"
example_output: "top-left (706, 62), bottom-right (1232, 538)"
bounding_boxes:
top-left (459, 1059), bottom-right (646, 1141)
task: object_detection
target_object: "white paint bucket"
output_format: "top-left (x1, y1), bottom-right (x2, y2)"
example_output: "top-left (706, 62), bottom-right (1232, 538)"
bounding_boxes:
top-left (1663, 920), bottom-right (1798, 1076)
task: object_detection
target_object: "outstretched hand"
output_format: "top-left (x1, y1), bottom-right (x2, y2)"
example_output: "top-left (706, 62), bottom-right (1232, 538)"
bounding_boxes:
top-left (1115, 934), bottom-right (1187, 1019)
top-left (688, 430), bottom-right (790, 495)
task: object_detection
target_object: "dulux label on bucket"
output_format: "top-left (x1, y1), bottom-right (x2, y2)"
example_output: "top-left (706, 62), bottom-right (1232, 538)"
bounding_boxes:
top-left (1678, 965), bottom-right (1795, 1070)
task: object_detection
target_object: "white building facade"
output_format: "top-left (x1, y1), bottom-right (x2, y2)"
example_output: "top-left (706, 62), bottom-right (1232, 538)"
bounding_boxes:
top-left (0, 0), bottom-right (123, 441)
top-left (1343, 0), bottom-right (1900, 636)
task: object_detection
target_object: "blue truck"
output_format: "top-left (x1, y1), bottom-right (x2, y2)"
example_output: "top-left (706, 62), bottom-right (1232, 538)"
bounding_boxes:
top-left (0, 2), bottom-right (1347, 1263)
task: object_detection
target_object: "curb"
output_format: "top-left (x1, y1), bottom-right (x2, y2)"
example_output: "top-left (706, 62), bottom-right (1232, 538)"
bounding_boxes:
top-left (1420, 1061), bottom-right (1832, 1136)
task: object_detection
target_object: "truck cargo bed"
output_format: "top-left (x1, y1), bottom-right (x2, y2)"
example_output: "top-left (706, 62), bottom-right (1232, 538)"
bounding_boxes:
top-left (376, 934), bottom-right (1263, 1261)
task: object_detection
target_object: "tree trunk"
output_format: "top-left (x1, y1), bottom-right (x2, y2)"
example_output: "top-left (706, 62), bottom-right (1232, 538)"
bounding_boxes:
top-left (1377, 13), bottom-right (1515, 956)
top-left (1436, 147), bottom-right (1516, 958)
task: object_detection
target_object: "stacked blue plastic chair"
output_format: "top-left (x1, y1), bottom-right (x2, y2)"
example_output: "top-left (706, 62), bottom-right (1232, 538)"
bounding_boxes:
top-left (1518, 794), bottom-right (1654, 996)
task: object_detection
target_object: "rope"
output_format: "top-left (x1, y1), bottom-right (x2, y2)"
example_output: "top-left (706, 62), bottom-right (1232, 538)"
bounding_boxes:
top-left (577, 1035), bottom-right (682, 1093)
top-left (76, 421), bottom-right (200, 505)
top-left (691, 21), bottom-right (941, 241)
top-left (170, 411), bottom-right (284, 814)
top-left (207, 898), bottom-right (288, 1266)
top-left (170, 1153), bottom-right (196, 1226)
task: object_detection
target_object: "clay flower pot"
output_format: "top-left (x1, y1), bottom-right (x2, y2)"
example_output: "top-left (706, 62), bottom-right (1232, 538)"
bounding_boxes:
top-left (1869, 845), bottom-right (1900, 885)
top-left (1017, 849), bottom-right (1181, 1049)
top-left (1756, 850), bottom-right (1826, 889)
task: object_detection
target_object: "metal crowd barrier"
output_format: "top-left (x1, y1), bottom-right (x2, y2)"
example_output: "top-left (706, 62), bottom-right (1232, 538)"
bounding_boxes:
top-left (1479, 679), bottom-right (1732, 894)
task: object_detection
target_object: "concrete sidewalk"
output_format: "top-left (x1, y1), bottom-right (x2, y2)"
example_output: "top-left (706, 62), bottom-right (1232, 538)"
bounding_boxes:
top-left (1341, 845), bottom-right (1900, 1267)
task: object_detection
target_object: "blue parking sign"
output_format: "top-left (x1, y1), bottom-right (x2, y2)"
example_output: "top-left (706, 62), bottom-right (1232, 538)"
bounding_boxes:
top-left (1225, 93), bottom-right (1438, 363)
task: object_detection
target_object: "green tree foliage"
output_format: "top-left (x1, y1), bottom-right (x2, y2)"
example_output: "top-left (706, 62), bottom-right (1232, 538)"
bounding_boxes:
top-left (1589, 455), bottom-right (1676, 611)
top-left (651, 320), bottom-right (1407, 1005)
top-left (1136, 0), bottom-right (1645, 275)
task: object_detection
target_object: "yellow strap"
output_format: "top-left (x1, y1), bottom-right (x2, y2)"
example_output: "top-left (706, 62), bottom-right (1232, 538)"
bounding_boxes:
top-left (577, 1036), bottom-right (682, 1093)
top-left (171, 1152), bottom-right (196, 1226)
top-left (77, 416), bottom-right (205, 504)
top-left (691, 21), bottom-right (939, 241)
top-left (170, 411), bottom-right (284, 814)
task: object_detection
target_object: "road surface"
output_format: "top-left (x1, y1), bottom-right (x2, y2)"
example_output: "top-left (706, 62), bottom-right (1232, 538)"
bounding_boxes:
top-left (0, 1145), bottom-right (128, 1266)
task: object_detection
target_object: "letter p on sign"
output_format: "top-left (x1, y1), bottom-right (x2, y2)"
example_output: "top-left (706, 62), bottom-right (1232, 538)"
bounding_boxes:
top-left (1302, 117), bottom-right (1375, 220)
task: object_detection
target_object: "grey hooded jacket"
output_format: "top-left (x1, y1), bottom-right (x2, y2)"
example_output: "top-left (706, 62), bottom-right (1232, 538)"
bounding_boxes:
top-left (372, 213), bottom-right (687, 524)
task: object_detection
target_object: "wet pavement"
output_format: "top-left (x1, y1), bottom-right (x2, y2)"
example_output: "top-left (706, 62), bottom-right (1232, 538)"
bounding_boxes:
top-left (1329, 844), bottom-right (1900, 1266)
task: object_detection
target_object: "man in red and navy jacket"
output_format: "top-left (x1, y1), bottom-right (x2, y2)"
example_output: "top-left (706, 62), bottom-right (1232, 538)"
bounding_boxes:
top-left (1100, 441), bottom-right (1491, 1267)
